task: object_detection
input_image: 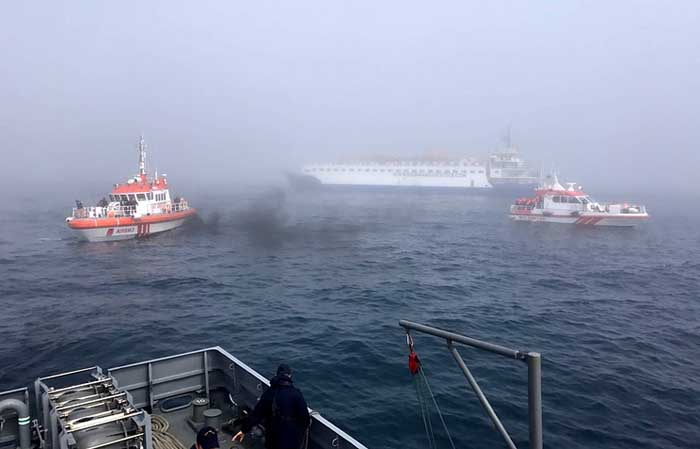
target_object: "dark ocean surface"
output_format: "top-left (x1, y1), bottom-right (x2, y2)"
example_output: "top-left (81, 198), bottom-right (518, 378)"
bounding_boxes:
top-left (1, 187), bottom-right (698, 449)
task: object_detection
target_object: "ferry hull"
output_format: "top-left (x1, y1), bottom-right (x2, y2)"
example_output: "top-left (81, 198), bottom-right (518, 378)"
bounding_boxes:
top-left (510, 213), bottom-right (648, 227)
top-left (287, 173), bottom-right (493, 191)
top-left (489, 182), bottom-right (538, 197)
top-left (289, 174), bottom-right (538, 193)
top-left (285, 172), bottom-right (323, 191)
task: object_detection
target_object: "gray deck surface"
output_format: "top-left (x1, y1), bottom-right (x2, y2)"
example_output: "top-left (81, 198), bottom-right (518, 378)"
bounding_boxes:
top-left (152, 406), bottom-right (264, 449)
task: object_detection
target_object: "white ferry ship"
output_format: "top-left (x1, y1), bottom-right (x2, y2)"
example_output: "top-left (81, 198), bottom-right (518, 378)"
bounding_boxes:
top-left (290, 140), bottom-right (539, 192)
top-left (297, 156), bottom-right (492, 190)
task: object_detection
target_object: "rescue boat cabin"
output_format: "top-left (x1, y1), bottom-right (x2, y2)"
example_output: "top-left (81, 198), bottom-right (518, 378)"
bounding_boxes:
top-left (106, 173), bottom-right (178, 216)
top-left (71, 137), bottom-right (189, 220)
top-left (515, 186), bottom-right (591, 211)
top-left (513, 179), bottom-right (645, 215)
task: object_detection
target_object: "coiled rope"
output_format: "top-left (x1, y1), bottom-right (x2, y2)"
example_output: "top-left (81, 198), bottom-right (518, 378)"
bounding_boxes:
top-left (151, 415), bottom-right (188, 449)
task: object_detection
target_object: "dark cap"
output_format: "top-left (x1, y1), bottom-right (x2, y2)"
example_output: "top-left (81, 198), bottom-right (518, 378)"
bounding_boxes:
top-left (276, 364), bottom-right (292, 377)
top-left (196, 427), bottom-right (219, 449)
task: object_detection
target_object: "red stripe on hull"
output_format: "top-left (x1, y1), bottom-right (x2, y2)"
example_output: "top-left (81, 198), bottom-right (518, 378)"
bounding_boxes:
top-left (136, 223), bottom-right (152, 237)
top-left (575, 216), bottom-right (603, 226)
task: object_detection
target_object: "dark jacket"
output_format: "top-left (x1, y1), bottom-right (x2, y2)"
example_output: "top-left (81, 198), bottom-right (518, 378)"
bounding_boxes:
top-left (242, 375), bottom-right (310, 449)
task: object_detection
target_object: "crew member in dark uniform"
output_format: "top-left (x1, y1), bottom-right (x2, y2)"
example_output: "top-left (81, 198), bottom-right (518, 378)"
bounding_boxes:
top-left (232, 364), bottom-right (310, 449)
top-left (192, 426), bottom-right (219, 449)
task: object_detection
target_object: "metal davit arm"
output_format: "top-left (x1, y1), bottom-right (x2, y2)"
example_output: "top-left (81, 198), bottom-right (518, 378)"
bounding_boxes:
top-left (399, 319), bottom-right (543, 449)
top-left (399, 320), bottom-right (523, 359)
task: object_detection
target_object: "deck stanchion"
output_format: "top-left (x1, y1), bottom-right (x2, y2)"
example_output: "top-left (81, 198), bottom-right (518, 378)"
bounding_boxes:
top-left (527, 352), bottom-right (542, 449)
top-left (448, 342), bottom-right (517, 449)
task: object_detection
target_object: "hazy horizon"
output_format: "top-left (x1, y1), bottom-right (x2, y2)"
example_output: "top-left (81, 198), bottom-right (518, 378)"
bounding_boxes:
top-left (2, 1), bottom-right (699, 201)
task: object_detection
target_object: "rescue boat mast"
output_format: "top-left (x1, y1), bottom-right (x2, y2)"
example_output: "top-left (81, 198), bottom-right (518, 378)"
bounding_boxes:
top-left (138, 135), bottom-right (147, 176)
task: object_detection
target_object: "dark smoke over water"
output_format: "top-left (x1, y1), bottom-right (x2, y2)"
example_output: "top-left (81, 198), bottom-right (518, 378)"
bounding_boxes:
top-left (183, 188), bottom-right (288, 235)
top-left (184, 186), bottom-right (367, 249)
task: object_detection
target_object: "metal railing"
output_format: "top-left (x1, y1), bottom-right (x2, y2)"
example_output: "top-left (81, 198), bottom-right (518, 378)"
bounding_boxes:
top-left (619, 204), bottom-right (646, 214)
top-left (510, 202), bottom-right (646, 215)
top-left (71, 205), bottom-right (136, 218)
top-left (71, 200), bottom-right (189, 219)
top-left (587, 203), bottom-right (647, 214)
top-left (399, 320), bottom-right (542, 449)
top-left (167, 200), bottom-right (189, 213)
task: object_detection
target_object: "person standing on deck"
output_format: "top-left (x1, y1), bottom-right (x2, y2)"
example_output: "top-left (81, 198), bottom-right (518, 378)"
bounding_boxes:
top-left (232, 364), bottom-right (311, 449)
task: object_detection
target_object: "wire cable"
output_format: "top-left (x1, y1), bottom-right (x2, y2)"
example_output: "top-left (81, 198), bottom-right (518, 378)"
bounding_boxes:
top-left (419, 367), bottom-right (457, 449)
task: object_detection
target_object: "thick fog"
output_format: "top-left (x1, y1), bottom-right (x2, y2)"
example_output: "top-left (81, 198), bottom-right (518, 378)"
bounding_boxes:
top-left (1, 1), bottom-right (698, 201)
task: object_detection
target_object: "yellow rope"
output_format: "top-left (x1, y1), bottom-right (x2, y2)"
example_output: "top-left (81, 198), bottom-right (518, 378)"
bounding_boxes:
top-left (151, 415), bottom-right (188, 449)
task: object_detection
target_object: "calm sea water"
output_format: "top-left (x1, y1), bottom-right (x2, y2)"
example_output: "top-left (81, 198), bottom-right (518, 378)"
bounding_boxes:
top-left (1, 187), bottom-right (698, 449)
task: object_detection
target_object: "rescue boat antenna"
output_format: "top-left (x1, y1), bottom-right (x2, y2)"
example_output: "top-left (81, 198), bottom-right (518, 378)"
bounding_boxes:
top-left (138, 135), bottom-right (147, 176)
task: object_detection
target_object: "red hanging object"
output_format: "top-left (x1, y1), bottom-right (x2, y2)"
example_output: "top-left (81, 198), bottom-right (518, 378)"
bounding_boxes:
top-left (408, 351), bottom-right (421, 375)
top-left (406, 332), bottom-right (421, 375)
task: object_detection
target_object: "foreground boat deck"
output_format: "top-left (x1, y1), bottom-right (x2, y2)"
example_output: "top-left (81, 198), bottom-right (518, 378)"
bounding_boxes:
top-left (0, 347), bottom-right (365, 449)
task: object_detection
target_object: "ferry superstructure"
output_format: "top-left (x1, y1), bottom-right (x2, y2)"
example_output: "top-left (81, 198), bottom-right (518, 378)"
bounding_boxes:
top-left (300, 157), bottom-right (492, 189)
top-left (488, 146), bottom-right (540, 187)
top-left (65, 136), bottom-right (197, 242)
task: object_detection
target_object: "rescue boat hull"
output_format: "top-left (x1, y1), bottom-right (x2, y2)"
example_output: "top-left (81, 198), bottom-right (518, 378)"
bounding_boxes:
top-left (67, 209), bottom-right (196, 242)
top-left (510, 212), bottom-right (648, 227)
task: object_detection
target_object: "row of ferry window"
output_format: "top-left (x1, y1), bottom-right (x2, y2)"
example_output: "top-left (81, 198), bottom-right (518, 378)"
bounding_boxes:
top-left (551, 196), bottom-right (589, 204)
top-left (313, 161), bottom-right (477, 167)
top-left (305, 167), bottom-right (485, 175)
top-left (108, 192), bottom-right (167, 202)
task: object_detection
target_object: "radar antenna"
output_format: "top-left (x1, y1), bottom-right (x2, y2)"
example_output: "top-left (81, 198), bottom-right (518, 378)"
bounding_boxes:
top-left (502, 124), bottom-right (517, 154)
top-left (138, 135), bottom-right (147, 176)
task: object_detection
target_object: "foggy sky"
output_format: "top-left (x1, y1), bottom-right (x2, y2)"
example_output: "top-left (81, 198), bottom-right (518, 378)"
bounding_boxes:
top-left (1, 1), bottom-right (699, 199)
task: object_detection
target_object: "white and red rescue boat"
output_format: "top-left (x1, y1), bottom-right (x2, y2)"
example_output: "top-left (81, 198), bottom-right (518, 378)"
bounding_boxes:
top-left (66, 136), bottom-right (197, 242)
top-left (509, 175), bottom-right (648, 227)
